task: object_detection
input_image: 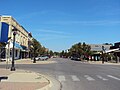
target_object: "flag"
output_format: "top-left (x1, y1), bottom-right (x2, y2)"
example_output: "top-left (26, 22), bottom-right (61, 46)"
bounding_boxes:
top-left (0, 22), bottom-right (9, 42)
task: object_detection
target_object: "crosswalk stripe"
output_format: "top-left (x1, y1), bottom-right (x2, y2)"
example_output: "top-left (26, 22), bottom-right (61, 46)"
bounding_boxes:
top-left (96, 75), bottom-right (108, 81)
top-left (84, 75), bottom-right (95, 81)
top-left (58, 75), bottom-right (66, 82)
top-left (107, 75), bottom-right (120, 80)
top-left (57, 75), bottom-right (120, 82)
top-left (71, 75), bottom-right (80, 81)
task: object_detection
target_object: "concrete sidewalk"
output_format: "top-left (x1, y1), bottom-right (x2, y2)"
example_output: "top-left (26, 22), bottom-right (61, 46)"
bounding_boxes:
top-left (82, 60), bottom-right (120, 65)
top-left (0, 59), bottom-right (61, 90)
top-left (0, 69), bottom-right (50, 90)
top-left (0, 58), bottom-right (57, 65)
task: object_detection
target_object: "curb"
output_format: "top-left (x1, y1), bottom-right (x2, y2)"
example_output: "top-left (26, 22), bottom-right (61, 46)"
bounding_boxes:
top-left (0, 59), bottom-right (57, 65)
top-left (16, 70), bottom-right (51, 90)
top-left (79, 61), bottom-right (120, 65)
top-left (36, 73), bottom-right (62, 90)
top-left (19, 70), bottom-right (61, 90)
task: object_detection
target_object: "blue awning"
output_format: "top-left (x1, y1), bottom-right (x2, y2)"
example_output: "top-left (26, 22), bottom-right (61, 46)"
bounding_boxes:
top-left (20, 45), bottom-right (27, 50)
top-left (20, 45), bottom-right (29, 51)
top-left (14, 43), bottom-right (23, 49)
top-left (10, 42), bottom-right (28, 51)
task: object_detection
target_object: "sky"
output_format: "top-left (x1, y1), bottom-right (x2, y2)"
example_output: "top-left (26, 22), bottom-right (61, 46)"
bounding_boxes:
top-left (0, 0), bottom-right (120, 52)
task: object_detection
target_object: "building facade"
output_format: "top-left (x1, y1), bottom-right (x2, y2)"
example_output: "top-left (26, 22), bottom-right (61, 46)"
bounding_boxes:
top-left (109, 42), bottom-right (120, 63)
top-left (89, 44), bottom-right (112, 61)
top-left (90, 44), bottom-right (112, 51)
top-left (0, 16), bottom-right (32, 60)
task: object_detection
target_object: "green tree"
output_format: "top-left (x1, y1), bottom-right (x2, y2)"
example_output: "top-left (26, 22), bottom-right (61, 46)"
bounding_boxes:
top-left (60, 50), bottom-right (65, 57)
top-left (54, 52), bottom-right (60, 56)
top-left (69, 42), bottom-right (92, 60)
top-left (33, 38), bottom-right (42, 56)
top-left (49, 50), bottom-right (54, 56)
top-left (32, 38), bottom-right (42, 63)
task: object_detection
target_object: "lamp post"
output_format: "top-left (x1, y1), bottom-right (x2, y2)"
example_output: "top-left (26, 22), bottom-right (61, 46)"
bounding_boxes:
top-left (33, 48), bottom-right (36, 63)
top-left (6, 37), bottom-right (11, 69)
top-left (102, 46), bottom-right (105, 64)
top-left (11, 28), bottom-right (17, 71)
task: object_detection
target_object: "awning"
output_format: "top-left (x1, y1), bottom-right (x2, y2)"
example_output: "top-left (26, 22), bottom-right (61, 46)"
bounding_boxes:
top-left (15, 43), bottom-right (23, 49)
top-left (10, 42), bottom-right (23, 50)
top-left (20, 45), bottom-right (29, 52)
top-left (9, 42), bottom-right (29, 52)
top-left (105, 48), bottom-right (120, 53)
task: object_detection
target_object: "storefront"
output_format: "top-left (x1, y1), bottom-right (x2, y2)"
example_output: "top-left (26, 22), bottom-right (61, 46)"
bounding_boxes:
top-left (6, 42), bottom-right (22, 60)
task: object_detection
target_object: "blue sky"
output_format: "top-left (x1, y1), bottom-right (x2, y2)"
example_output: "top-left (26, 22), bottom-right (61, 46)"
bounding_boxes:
top-left (0, 0), bottom-right (120, 51)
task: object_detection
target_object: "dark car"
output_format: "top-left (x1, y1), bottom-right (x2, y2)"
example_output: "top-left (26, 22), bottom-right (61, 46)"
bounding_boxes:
top-left (71, 56), bottom-right (81, 61)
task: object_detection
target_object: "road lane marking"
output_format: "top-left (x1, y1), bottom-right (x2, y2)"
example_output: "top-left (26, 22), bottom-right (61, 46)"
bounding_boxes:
top-left (96, 75), bottom-right (108, 81)
top-left (84, 75), bottom-right (95, 81)
top-left (58, 75), bottom-right (66, 82)
top-left (107, 75), bottom-right (120, 80)
top-left (71, 75), bottom-right (80, 81)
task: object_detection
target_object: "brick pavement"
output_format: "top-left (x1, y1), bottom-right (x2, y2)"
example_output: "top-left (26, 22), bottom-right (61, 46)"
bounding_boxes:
top-left (0, 82), bottom-right (48, 90)
top-left (0, 69), bottom-right (50, 90)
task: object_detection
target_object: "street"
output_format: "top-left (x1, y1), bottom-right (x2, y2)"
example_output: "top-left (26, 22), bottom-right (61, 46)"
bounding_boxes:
top-left (0, 58), bottom-right (120, 90)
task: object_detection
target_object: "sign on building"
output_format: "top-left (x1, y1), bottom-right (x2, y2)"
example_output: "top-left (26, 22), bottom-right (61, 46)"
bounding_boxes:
top-left (0, 22), bottom-right (9, 42)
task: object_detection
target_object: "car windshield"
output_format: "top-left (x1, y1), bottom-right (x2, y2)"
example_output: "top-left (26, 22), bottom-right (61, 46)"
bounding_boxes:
top-left (0, 0), bottom-right (120, 90)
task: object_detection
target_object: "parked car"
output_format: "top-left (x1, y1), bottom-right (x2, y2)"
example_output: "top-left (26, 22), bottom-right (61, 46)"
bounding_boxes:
top-left (35, 57), bottom-right (41, 61)
top-left (40, 56), bottom-right (49, 60)
top-left (35, 56), bottom-right (49, 61)
top-left (71, 56), bottom-right (81, 61)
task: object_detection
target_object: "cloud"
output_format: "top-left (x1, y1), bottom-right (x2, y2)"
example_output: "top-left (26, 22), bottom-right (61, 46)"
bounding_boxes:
top-left (35, 29), bottom-right (71, 35)
top-left (17, 11), bottom-right (45, 19)
top-left (32, 29), bottom-right (72, 41)
top-left (34, 33), bottom-right (71, 41)
top-left (42, 20), bottom-right (120, 25)
top-left (38, 35), bottom-right (71, 41)
top-left (33, 29), bottom-right (72, 39)
top-left (17, 10), bottom-right (71, 20)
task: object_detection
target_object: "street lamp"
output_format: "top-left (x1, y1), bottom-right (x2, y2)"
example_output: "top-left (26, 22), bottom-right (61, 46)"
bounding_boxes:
top-left (102, 46), bottom-right (106, 64)
top-left (11, 28), bottom-right (17, 71)
top-left (33, 47), bottom-right (36, 63)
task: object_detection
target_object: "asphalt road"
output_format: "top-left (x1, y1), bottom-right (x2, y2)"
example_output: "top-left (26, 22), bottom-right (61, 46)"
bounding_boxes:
top-left (1, 58), bottom-right (120, 90)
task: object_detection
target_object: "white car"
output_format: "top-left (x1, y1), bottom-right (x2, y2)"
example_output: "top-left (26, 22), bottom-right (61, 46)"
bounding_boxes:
top-left (35, 56), bottom-right (49, 61)
top-left (35, 57), bottom-right (41, 61)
